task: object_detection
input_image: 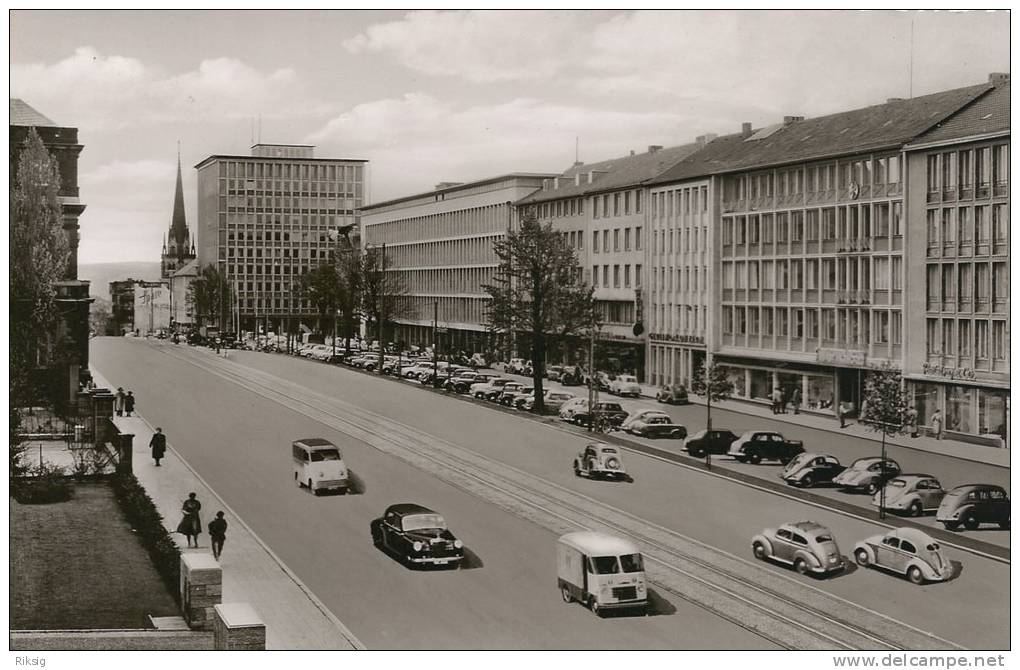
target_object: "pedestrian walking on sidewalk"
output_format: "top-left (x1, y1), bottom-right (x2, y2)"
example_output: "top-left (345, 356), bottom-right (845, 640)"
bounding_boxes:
top-left (176, 492), bottom-right (203, 548)
top-left (115, 388), bottom-right (126, 416)
top-left (149, 427), bottom-right (167, 466)
top-left (930, 409), bottom-right (944, 441)
top-left (791, 387), bottom-right (802, 415)
top-left (837, 402), bottom-right (847, 429)
top-left (779, 387), bottom-right (787, 414)
top-left (208, 511), bottom-right (228, 560)
top-left (124, 391), bottom-right (136, 417)
top-left (906, 406), bottom-right (919, 438)
top-left (770, 388), bottom-right (781, 414)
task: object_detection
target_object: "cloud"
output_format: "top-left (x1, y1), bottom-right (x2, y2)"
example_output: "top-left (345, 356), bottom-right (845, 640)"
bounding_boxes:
top-left (11, 46), bottom-right (326, 130)
top-left (343, 10), bottom-right (588, 83)
top-left (308, 93), bottom-right (713, 203)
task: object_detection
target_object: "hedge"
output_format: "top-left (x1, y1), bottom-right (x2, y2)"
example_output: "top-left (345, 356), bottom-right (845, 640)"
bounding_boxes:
top-left (110, 472), bottom-right (182, 606)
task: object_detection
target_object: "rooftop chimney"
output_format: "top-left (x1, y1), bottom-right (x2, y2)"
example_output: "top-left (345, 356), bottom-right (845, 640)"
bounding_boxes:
top-left (695, 133), bottom-right (718, 147)
top-left (989, 72), bottom-right (1010, 86)
top-left (783, 115), bottom-right (804, 126)
top-left (647, 145), bottom-right (663, 154)
top-left (741, 122), bottom-right (753, 138)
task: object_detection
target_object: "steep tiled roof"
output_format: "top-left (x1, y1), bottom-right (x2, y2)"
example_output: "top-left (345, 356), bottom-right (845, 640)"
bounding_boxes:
top-left (518, 141), bottom-right (704, 204)
top-left (652, 81), bottom-right (992, 184)
top-left (908, 81), bottom-right (1010, 146)
top-left (10, 99), bottom-right (56, 127)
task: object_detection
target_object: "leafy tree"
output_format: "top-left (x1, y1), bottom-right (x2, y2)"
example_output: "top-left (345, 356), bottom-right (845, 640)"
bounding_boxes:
top-left (335, 244), bottom-right (364, 357)
top-left (690, 360), bottom-right (734, 431)
top-left (188, 264), bottom-right (231, 330)
top-left (483, 213), bottom-right (598, 413)
top-left (859, 367), bottom-right (910, 519)
top-left (300, 263), bottom-right (340, 335)
top-left (10, 128), bottom-right (71, 407)
top-left (361, 245), bottom-right (411, 350)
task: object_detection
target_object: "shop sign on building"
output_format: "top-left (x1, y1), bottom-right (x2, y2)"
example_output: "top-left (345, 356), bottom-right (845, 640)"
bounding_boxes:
top-left (921, 362), bottom-right (978, 382)
top-left (649, 333), bottom-right (705, 345)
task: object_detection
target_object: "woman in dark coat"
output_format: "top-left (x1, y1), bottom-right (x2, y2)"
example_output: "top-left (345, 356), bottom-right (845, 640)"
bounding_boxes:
top-left (176, 492), bottom-right (202, 547)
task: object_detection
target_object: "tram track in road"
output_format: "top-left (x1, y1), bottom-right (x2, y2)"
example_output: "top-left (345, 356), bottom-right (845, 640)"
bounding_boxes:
top-left (156, 344), bottom-right (967, 651)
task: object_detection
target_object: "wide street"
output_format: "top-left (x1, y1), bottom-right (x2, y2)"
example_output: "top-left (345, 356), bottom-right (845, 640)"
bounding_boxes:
top-left (93, 337), bottom-right (1009, 649)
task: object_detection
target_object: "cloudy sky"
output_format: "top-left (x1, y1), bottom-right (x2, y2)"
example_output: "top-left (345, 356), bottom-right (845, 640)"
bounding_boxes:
top-left (10, 9), bottom-right (1009, 264)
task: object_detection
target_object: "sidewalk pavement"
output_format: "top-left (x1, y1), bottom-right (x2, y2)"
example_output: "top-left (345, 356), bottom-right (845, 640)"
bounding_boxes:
top-left (636, 384), bottom-right (1009, 468)
top-left (91, 367), bottom-right (363, 650)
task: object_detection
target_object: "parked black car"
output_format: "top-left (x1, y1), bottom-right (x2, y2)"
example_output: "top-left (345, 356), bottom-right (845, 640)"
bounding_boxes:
top-left (655, 383), bottom-right (689, 405)
top-left (727, 431), bottom-right (805, 464)
top-left (370, 503), bottom-right (464, 568)
top-left (936, 484), bottom-right (1010, 531)
top-left (569, 402), bottom-right (629, 428)
top-left (560, 366), bottom-right (585, 386)
top-left (684, 429), bottom-right (739, 458)
top-left (780, 453), bottom-right (847, 488)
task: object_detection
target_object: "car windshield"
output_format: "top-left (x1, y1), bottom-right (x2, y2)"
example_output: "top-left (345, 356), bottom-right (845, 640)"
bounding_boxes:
top-left (310, 448), bottom-right (341, 462)
top-left (888, 479), bottom-right (908, 488)
top-left (648, 416), bottom-right (670, 424)
top-left (402, 514), bottom-right (447, 532)
top-left (620, 553), bottom-right (644, 573)
top-left (591, 556), bottom-right (620, 574)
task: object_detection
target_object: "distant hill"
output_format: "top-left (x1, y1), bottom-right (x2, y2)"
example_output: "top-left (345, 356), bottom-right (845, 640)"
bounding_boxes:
top-left (79, 262), bottom-right (162, 300)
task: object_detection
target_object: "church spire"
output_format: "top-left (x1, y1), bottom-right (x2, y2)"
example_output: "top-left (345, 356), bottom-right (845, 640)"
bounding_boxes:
top-left (169, 143), bottom-right (189, 248)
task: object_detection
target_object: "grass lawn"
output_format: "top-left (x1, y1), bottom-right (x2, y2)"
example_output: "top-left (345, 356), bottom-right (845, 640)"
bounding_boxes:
top-left (11, 479), bottom-right (179, 629)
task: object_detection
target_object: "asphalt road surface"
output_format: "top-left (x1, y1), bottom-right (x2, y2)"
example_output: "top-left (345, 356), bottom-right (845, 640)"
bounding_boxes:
top-left (92, 338), bottom-right (1009, 649)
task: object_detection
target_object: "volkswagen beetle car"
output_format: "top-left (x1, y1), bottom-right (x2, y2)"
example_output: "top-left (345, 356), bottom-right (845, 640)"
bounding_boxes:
top-left (728, 431), bottom-right (804, 465)
top-left (370, 503), bottom-right (464, 568)
top-left (501, 384), bottom-right (533, 407)
top-left (620, 407), bottom-right (666, 431)
top-left (780, 453), bottom-right (846, 488)
top-left (521, 390), bottom-right (576, 412)
top-left (751, 521), bottom-right (845, 576)
top-left (936, 484), bottom-right (1010, 531)
top-left (558, 397), bottom-right (590, 421)
top-left (872, 474), bottom-right (946, 517)
top-left (626, 413), bottom-right (687, 439)
top-left (569, 402), bottom-right (629, 427)
top-left (610, 374), bottom-right (642, 397)
top-left (853, 528), bottom-right (952, 584)
top-left (655, 383), bottom-right (689, 405)
top-left (573, 443), bottom-right (631, 481)
top-left (832, 457), bottom-right (901, 494)
top-left (683, 429), bottom-right (739, 458)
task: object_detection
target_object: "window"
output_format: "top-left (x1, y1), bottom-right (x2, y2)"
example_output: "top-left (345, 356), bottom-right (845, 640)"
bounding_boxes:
top-left (822, 208), bottom-right (836, 239)
top-left (592, 266), bottom-right (599, 287)
top-left (976, 320), bottom-right (989, 358)
top-left (941, 152), bottom-right (957, 191)
top-left (927, 155), bottom-right (941, 192)
top-left (613, 229), bottom-right (620, 252)
top-left (624, 191), bottom-right (631, 215)
top-left (926, 319), bottom-right (940, 354)
top-left (976, 147), bottom-right (991, 187)
top-left (777, 260), bottom-right (789, 289)
top-left (624, 265), bottom-right (631, 288)
top-left (602, 265), bottom-right (609, 287)
top-left (942, 265), bottom-right (955, 301)
top-left (959, 208), bottom-right (973, 244)
top-left (592, 231), bottom-right (600, 253)
top-left (822, 258), bottom-right (836, 289)
top-left (749, 216), bottom-right (760, 244)
top-left (993, 144), bottom-right (1008, 185)
top-left (613, 193), bottom-right (620, 216)
top-left (762, 307), bottom-right (774, 335)
top-left (722, 306), bottom-right (732, 334)
top-left (748, 261), bottom-right (759, 289)
top-left (624, 228), bottom-right (631, 251)
top-left (723, 262), bottom-right (735, 289)
top-left (942, 320), bottom-right (954, 353)
top-left (613, 265), bottom-right (620, 288)
top-left (603, 230), bottom-right (609, 252)
top-left (891, 202), bottom-right (902, 236)
top-left (959, 319), bottom-right (972, 357)
top-left (776, 308), bottom-right (788, 336)
top-left (959, 149), bottom-right (973, 189)
top-left (975, 206), bottom-right (989, 243)
top-left (891, 311), bottom-right (902, 344)
top-left (635, 191), bottom-right (641, 213)
top-left (942, 209), bottom-right (956, 243)
top-left (776, 213), bottom-right (788, 242)
top-left (992, 262), bottom-right (1008, 308)
top-left (926, 210), bottom-right (938, 249)
top-left (762, 214), bottom-right (774, 243)
top-left (976, 264), bottom-right (990, 304)
top-left (635, 227), bottom-right (642, 250)
top-left (735, 261), bottom-right (746, 289)
top-left (791, 211), bottom-right (803, 242)
top-left (874, 257), bottom-right (890, 290)
top-left (791, 259), bottom-right (803, 289)
top-left (806, 259), bottom-right (819, 289)
top-left (992, 321), bottom-right (1007, 360)
top-left (593, 197), bottom-right (600, 219)
top-left (993, 204), bottom-right (1008, 243)
top-left (635, 264), bottom-right (642, 287)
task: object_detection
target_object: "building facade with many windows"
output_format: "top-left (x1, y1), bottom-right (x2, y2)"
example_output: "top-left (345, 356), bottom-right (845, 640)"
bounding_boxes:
top-left (195, 143), bottom-right (368, 333)
top-left (360, 174), bottom-right (555, 353)
top-left (904, 77), bottom-right (1010, 447)
top-left (518, 144), bottom-right (704, 379)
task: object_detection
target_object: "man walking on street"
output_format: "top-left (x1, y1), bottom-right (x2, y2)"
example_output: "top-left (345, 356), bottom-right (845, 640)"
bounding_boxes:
top-left (150, 427), bottom-right (167, 466)
top-left (115, 387), bottom-right (126, 417)
top-left (208, 511), bottom-right (228, 560)
top-left (771, 388), bottom-right (781, 414)
top-left (125, 391), bottom-right (136, 417)
top-left (837, 402), bottom-right (847, 429)
top-left (906, 406), bottom-right (919, 438)
top-left (791, 387), bottom-right (802, 415)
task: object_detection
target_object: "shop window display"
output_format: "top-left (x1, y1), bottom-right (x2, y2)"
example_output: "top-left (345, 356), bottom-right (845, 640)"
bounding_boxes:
top-left (946, 384), bottom-right (974, 434)
top-left (750, 369), bottom-right (772, 401)
top-left (978, 390), bottom-right (1007, 442)
top-left (806, 375), bottom-right (835, 412)
top-left (723, 367), bottom-right (746, 398)
top-left (913, 383), bottom-right (940, 427)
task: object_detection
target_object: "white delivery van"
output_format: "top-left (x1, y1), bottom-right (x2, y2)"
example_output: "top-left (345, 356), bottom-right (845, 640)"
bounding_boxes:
top-left (557, 531), bottom-right (647, 616)
top-left (293, 438), bottom-right (349, 495)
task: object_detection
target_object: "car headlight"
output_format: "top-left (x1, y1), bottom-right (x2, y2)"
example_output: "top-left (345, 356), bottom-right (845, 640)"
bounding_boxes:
top-left (412, 541), bottom-right (424, 552)
top-left (453, 539), bottom-right (463, 549)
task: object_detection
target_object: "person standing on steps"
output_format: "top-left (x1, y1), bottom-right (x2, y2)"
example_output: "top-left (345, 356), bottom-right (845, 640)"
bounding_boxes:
top-left (208, 511), bottom-right (228, 560)
top-left (149, 427), bottom-right (167, 466)
top-left (124, 391), bottom-right (136, 417)
top-left (176, 492), bottom-right (202, 548)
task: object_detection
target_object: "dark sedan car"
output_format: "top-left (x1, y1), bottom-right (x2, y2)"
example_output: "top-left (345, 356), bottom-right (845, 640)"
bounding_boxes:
top-left (569, 402), bottom-right (629, 427)
top-left (684, 429), bottom-right (739, 458)
top-left (780, 453), bottom-right (847, 488)
top-left (370, 503), bottom-right (464, 568)
top-left (936, 484), bottom-right (1010, 531)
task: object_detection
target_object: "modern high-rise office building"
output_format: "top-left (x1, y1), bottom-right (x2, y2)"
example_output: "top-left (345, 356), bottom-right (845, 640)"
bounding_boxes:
top-left (195, 144), bottom-right (368, 333)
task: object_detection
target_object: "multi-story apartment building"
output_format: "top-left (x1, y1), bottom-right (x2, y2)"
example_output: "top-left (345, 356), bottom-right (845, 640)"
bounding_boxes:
top-left (360, 174), bottom-right (555, 352)
top-left (518, 144), bottom-right (703, 379)
top-left (904, 76), bottom-right (1010, 447)
top-left (195, 144), bottom-right (368, 333)
top-left (703, 83), bottom-right (991, 417)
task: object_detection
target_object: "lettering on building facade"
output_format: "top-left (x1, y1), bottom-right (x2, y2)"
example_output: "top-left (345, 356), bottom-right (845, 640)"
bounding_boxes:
top-left (921, 362), bottom-right (978, 382)
top-left (816, 348), bottom-right (866, 367)
top-left (649, 333), bottom-right (705, 345)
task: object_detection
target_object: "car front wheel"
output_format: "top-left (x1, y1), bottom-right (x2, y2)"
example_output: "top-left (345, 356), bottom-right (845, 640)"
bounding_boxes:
top-left (866, 482), bottom-right (879, 495)
top-left (689, 448), bottom-right (705, 458)
top-left (800, 474), bottom-right (814, 488)
top-left (854, 548), bottom-right (870, 566)
top-left (907, 566), bottom-right (925, 585)
top-left (748, 452), bottom-right (763, 465)
top-left (752, 542), bottom-right (767, 561)
top-left (963, 513), bottom-right (980, 530)
top-left (561, 586), bottom-right (573, 603)
top-left (908, 501), bottom-right (923, 517)
top-left (794, 558), bottom-right (809, 575)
